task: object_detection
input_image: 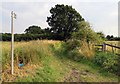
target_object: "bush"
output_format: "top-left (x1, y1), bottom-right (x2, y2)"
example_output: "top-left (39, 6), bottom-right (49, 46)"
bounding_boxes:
top-left (64, 39), bottom-right (81, 51)
top-left (67, 49), bottom-right (84, 62)
top-left (93, 52), bottom-right (118, 73)
top-left (61, 40), bottom-right (86, 62)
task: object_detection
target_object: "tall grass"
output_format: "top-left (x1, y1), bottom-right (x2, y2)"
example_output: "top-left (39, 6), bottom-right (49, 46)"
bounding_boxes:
top-left (79, 41), bottom-right (95, 58)
top-left (2, 40), bottom-right (60, 71)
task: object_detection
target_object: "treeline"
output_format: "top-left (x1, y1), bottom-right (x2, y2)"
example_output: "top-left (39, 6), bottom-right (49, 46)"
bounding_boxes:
top-left (2, 33), bottom-right (51, 41)
top-left (106, 35), bottom-right (120, 41)
top-left (2, 32), bottom-right (120, 41)
top-left (1, 25), bottom-right (67, 41)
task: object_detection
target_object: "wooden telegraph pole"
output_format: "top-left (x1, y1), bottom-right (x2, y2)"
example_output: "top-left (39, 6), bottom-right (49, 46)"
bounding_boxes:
top-left (11, 11), bottom-right (16, 75)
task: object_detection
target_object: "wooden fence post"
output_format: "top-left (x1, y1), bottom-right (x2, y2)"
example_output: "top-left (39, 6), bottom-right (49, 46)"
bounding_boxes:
top-left (102, 43), bottom-right (106, 52)
top-left (115, 44), bottom-right (116, 53)
top-left (112, 46), bottom-right (114, 53)
top-left (111, 43), bottom-right (114, 54)
top-left (118, 42), bottom-right (120, 54)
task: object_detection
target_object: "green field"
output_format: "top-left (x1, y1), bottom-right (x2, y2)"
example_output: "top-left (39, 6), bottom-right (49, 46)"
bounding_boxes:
top-left (2, 40), bottom-right (118, 82)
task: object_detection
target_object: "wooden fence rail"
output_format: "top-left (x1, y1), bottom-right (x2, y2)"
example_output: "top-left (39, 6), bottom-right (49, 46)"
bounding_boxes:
top-left (95, 42), bottom-right (120, 56)
top-left (105, 43), bottom-right (120, 49)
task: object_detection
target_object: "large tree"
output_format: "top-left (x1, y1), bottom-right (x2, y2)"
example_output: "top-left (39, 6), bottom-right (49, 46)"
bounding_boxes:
top-left (47, 4), bottom-right (84, 40)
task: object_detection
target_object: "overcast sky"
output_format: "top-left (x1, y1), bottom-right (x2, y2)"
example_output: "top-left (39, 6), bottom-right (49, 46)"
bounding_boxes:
top-left (0, 0), bottom-right (119, 36)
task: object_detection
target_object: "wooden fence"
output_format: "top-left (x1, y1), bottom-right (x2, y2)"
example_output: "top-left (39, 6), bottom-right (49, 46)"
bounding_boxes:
top-left (95, 42), bottom-right (120, 56)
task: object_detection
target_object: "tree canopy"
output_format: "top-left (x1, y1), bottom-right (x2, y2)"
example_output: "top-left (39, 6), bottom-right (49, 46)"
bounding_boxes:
top-left (24, 25), bottom-right (44, 34)
top-left (47, 4), bottom-right (84, 40)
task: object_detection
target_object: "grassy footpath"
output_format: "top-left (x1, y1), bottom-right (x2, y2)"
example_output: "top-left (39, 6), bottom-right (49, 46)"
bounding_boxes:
top-left (2, 40), bottom-right (118, 82)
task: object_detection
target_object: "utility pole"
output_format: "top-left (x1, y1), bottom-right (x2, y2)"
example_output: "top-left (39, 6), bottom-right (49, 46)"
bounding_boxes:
top-left (11, 11), bottom-right (16, 75)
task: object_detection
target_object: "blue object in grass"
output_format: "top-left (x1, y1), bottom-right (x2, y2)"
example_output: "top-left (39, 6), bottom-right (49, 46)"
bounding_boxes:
top-left (19, 63), bottom-right (24, 67)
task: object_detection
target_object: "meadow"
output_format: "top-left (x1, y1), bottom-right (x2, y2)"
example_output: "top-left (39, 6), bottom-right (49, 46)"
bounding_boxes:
top-left (1, 40), bottom-right (119, 82)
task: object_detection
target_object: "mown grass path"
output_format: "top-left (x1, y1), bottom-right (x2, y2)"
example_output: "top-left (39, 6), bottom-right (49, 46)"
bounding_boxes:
top-left (64, 68), bottom-right (82, 82)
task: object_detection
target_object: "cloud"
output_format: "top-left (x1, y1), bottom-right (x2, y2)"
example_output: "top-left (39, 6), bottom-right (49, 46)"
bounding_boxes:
top-left (1, 1), bottom-right (118, 36)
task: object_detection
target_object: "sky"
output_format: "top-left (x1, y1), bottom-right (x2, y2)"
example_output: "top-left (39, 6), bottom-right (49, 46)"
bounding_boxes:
top-left (0, 0), bottom-right (119, 37)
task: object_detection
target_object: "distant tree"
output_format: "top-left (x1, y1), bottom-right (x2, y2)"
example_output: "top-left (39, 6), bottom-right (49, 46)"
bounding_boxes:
top-left (106, 35), bottom-right (114, 41)
top-left (111, 35), bottom-right (114, 39)
top-left (44, 27), bottom-right (51, 34)
top-left (24, 25), bottom-right (44, 34)
top-left (106, 35), bottom-right (111, 40)
top-left (47, 4), bottom-right (84, 40)
top-left (114, 37), bottom-right (120, 41)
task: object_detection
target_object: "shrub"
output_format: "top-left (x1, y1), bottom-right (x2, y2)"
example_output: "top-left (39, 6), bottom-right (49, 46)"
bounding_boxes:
top-left (93, 52), bottom-right (118, 73)
top-left (64, 39), bottom-right (81, 51)
top-left (67, 49), bottom-right (84, 62)
top-left (60, 40), bottom-right (85, 62)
